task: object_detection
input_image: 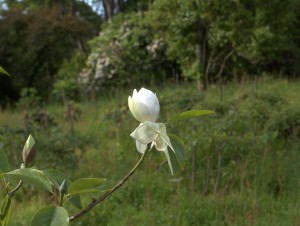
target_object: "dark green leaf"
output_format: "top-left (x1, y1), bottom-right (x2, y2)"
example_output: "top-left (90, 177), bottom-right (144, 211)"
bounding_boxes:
top-left (5, 169), bottom-right (52, 192)
top-left (0, 67), bottom-right (10, 77)
top-left (31, 206), bottom-right (69, 226)
top-left (0, 150), bottom-right (9, 173)
top-left (169, 134), bottom-right (185, 169)
top-left (68, 178), bottom-right (106, 196)
top-left (168, 110), bottom-right (214, 123)
top-left (68, 196), bottom-right (82, 210)
top-left (42, 169), bottom-right (67, 190)
top-left (0, 196), bottom-right (11, 226)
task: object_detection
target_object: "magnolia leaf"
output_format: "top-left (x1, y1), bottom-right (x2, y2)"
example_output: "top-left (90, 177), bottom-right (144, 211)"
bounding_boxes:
top-left (31, 206), bottom-right (69, 226)
top-left (0, 196), bottom-right (11, 226)
top-left (68, 196), bottom-right (82, 210)
top-left (68, 178), bottom-right (106, 196)
top-left (0, 150), bottom-right (9, 173)
top-left (42, 169), bottom-right (68, 190)
top-left (5, 168), bottom-right (52, 192)
top-left (168, 110), bottom-right (214, 123)
top-left (169, 134), bottom-right (185, 170)
top-left (0, 67), bottom-right (10, 77)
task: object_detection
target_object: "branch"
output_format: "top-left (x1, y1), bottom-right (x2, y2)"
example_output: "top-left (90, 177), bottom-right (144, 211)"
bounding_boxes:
top-left (69, 148), bottom-right (150, 222)
top-left (8, 180), bottom-right (23, 198)
top-left (216, 48), bottom-right (235, 79)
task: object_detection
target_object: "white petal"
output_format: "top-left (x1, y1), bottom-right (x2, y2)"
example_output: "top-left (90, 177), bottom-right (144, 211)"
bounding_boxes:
top-left (136, 140), bottom-right (148, 153)
top-left (128, 95), bottom-right (145, 122)
top-left (130, 122), bottom-right (159, 144)
top-left (131, 88), bottom-right (160, 122)
top-left (133, 89), bottom-right (138, 96)
top-left (132, 101), bottom-right (152, 122)
top-left (158, 123), bottom-right (175, 152)
top-left (154, 135), bottom-right (168, 151)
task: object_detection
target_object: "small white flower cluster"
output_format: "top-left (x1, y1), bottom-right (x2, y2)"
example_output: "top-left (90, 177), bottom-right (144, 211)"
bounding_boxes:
top-left (128, 88), bottom-right (173, 153)
top-left (146, 38), bottom-right (164, 58)
top-left (78, 51), bottom-right (116, 90)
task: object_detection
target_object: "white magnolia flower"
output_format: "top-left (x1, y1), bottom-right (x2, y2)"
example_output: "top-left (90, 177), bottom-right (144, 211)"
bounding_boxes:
top-left (130, 121), bottom-right (173, 153)
top-left (128, 88), bottom-right (160, 123)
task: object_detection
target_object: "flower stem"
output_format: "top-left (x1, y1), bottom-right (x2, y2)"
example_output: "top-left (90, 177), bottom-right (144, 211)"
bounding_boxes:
top-left (68, 148), bottom-right (150, 222)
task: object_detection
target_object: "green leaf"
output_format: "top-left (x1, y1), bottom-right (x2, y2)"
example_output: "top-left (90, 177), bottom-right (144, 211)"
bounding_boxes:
top-left (168, 110), bottom-right (214, 123)
top-left (0, 150), bottom-right (9, 172)
top-left (31, 206), bottom-right (69, 226)
top-left (68, 196), bottom-right (82, 210)
top-left (68, 178), bottom-right (106, 196)
top-left (0, 196), bottom-right (11, 226)
top-left (0, 67), bottom-right (10, 77)
top-left (169, 134), bottom-right (185, 169)
top-left (42, 169), bottom-right (67, 190)
top-left (5, 168), bottom-right (52, 192)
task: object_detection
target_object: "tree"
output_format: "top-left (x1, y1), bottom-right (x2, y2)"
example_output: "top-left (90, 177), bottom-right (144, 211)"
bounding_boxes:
top-left (0, 1), bottom-right (100, 101)
top-left (146, 0), bottom-right (299, 90)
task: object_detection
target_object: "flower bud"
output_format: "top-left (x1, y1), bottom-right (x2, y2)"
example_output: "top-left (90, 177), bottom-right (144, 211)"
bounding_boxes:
top-left (22, 135), bottom-right (36, 165)
top-left (128, 88), bottom-right (160, 122)
top-left (59, 179), bottom-right (68, 196)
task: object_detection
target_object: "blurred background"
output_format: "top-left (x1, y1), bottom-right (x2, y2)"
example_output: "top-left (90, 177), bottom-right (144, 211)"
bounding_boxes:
top-left (0, 0), bottom-right (300, 225)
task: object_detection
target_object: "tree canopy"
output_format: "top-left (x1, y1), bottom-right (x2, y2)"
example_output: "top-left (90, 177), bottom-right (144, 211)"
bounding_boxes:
top-left (0, 0), bottom-right (299, 103)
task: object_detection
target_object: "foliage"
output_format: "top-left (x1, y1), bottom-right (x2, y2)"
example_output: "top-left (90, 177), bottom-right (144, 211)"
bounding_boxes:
top-left (79, 12), bottom-right (178, 94)
top-left (16, 88), bottom-right (41, 110)
top-left (0, 3), bottom-right (99, 100)
top-left (145, 0), bottom-right (299, 88)
top-left (0, 78), bottom-right (300, 225)
top-left (52, 52), bottom-right (86, 102)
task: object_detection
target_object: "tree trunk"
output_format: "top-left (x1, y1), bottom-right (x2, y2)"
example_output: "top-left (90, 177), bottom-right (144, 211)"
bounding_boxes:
top-left (195, 23), bottom-right (208, 91)
top-left (102, 0), bottom-right (115, 21)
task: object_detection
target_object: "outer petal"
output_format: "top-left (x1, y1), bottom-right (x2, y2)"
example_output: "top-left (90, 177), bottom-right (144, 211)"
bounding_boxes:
top-left (131, 88), bottom-right (160, 122)
top-left (137, 88), bottom-right (160, 121)
top-left (130, 122), bottom-right (159, 144)
top-left (154, 135), bottom-right (168, 151)
top-left (128, 95), bottom-right (145, 122)
top-left (136, 140), bottom-right (148, 153)
top-left (158, 123), bottom-right (175, 152)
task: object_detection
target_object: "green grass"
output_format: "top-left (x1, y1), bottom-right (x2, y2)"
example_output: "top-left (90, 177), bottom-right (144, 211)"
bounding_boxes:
top-left (1, 77), bottom-right (300, 225)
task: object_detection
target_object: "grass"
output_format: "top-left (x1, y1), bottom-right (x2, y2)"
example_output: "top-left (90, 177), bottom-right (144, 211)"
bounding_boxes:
top-left (1, 77), bottom-right (300, 225)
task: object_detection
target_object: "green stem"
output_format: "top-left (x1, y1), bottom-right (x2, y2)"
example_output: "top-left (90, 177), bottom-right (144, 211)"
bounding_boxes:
top-left (68, 148), bottom-right (150, 222)
top-left (59, 194), bottom-right (64, 206)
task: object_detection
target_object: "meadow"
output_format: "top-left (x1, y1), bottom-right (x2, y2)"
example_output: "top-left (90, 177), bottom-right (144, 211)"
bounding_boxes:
top-left (1, 77), bottom-right (300, 226)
